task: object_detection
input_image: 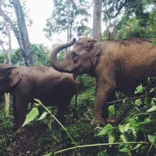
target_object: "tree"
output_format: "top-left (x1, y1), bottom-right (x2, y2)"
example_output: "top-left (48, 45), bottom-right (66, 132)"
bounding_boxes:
top-left (115, 0), bottom-right (156, 39)
top-left (0, 0), bottom-right (34, 66)
top-left (101, 0), bottom-right (156, 40)
top-left (11, 44), bottom-right (50, 66)
top-left (93, 0), bottom-right (102, 41)
top-left (0, 3), bottom-right (12, 115)
top-left (12, 0), bottom-right (33, 66)
top-left (44, 0), bottom-right (91, 41)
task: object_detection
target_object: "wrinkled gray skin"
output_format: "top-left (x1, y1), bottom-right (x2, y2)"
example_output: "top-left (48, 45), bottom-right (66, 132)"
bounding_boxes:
top-left (0, 64), bottom-right (77, 131)
top-left (50, 37), bottom-right (156, 126)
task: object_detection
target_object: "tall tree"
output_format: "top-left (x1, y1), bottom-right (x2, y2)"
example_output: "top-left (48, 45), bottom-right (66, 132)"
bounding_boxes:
top-left (44, 0), bottom-right (91, 41)
top-left (0, 21), bottom-right (11, 115)
top-left (0, 1), bottom-right (12, 115)
top-left (12, 0), bottom-right (33, 66)
top-left (0, 0), bottom-right (34, 66)
top-left (93, 0), bottom-right (102, 41)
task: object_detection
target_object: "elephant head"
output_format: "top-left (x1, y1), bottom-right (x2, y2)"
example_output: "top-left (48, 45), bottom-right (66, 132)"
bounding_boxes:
top-left (0, 64), bottom-right (22, 93)
top-left (50, 37), bottom-right (101, 77)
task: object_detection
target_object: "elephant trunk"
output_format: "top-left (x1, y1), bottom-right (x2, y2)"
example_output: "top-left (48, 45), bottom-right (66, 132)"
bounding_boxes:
top-left (50, 39), bottom-right (76, 73)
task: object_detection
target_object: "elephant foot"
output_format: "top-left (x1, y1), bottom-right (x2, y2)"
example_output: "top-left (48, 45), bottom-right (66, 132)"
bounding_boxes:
top-left (90, 118), bottom-right (105, 126)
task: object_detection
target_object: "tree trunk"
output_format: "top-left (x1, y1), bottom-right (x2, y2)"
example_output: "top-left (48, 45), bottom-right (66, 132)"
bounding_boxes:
top-left (0, 0), bottom-right (34, 66)
top-left (93, 0), bottom-right (102, 41)
top-left (0, 39), bottom-right (11, 116)
top-left (0, 2), bottom-right (12, 116)
top-left (13, 0), bottom-right (34, 66)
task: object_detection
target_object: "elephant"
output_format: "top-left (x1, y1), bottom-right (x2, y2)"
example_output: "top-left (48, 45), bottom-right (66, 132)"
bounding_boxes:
top-left (49, 37), bottom-right (156, 126)
top-left (0, 63), bottom-right (78, 131)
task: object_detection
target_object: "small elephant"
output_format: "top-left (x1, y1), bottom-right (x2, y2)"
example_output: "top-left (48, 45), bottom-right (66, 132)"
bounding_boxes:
top-left (0, 64), bottom-right (78, 130)
top-left (50, 38), bottom-right (156, 126)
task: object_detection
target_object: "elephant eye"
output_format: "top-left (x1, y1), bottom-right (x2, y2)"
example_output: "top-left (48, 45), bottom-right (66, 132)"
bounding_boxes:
top-left (73, 53), bottom-right (79, 62)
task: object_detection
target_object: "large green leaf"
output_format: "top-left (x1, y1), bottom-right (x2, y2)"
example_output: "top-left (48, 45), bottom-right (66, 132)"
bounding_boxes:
top-left (98, 124), bottom-right (114, 136)
top-left (22, 107), bottom-right (39, 127)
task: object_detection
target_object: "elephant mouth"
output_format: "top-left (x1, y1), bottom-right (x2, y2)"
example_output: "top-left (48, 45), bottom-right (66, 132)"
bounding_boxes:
top-left (73, 67), bottom-right (79, 79)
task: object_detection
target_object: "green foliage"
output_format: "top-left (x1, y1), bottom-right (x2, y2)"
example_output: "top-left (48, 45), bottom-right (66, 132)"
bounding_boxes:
top-left (97, 77), bottom-right (156, 156)
top-left (15, 44), bottom-right (50, 66)
top-left (0, 77), bottom-right (156, 155)
top-left (102, 0), bottom-right (156, 40)
top-left (44, 0), bottom-right (92, 39)
top-left (0, 44), bottom-right (50, 66)
top-left (0, 105), bottom-right (13, 132)
top-left (116, 1), bottom-right (156, 39)
top-left (21, 77), bottom-right (156, 155)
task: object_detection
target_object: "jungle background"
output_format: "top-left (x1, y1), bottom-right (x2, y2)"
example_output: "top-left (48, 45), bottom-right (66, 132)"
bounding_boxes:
top-left (0, 0), bottom-right (156, 155)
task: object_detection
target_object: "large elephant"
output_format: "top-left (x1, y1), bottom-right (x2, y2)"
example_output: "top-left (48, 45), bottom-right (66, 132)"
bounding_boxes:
top-left (50, 37), bottom-right (156, 126)
top-left (0, 64), bottom-right (78, 130)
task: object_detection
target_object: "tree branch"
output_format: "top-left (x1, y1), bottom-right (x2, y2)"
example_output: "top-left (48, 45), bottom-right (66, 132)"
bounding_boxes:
top-left (105, 0), bottom-right (129, 19)
top-left (0, 7), bottom-right (23, 50)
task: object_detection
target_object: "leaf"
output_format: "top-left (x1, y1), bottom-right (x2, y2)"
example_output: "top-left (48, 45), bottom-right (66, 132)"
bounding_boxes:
top-left (120, 134), bottom-right (127, 143)
top-left (134, 120), bottom-right (156, 134)
top-left (118, 125), bottom-right (124, 133)
top-left (128, 118), bottom-right (137, 126)
top-left (147, 135), bottom-right (156, 144)
top-left (108, 134), bottom-right (114, 147)
top-left (45, 152), bottom-right (53, 156)
top-left (135, 85), bottom-right (145, 94)
top-left (119, 147), bottom-right (131, 156)
top-left (119, 123), bottom-right (131, 133)
top-left (135, 99), bottom-right (142, 106)
top-left (98, 124), bottom-right (114, 136)
top-left (151, 99), bottom-right (156, 106)
top-left (108, 105), bottom-right (115, 118)
top-left (124, 123), bottom-right (130, 132)
top-left (98, 151), bottom-right (105, 156)
top-left (47, 117), bottom-right (52, 130)
top-left (22, 107), bottom-right (39, 127)
top-left (38, 112), bottom-right (48, 120)
top-left (132, 143), bottom-right (142, 150)
top-left (146, 106), bottom-right (156, 113)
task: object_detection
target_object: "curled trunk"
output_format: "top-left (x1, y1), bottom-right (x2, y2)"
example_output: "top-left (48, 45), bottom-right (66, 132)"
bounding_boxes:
top-left (50, 39), bottom-right (76, 73)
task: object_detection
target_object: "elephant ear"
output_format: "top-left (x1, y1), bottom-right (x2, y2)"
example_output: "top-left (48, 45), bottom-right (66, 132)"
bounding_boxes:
top-left (7, 69), bottom-right (22, 87)
top-left (87, 40), bottom-right (101, 66)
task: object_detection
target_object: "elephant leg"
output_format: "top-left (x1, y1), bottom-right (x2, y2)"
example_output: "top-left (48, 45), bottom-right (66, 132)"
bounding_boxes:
top-left (56, 95), bottom-right (73, 125)
top-left (56, 103), bottom-right (69, 125)
top-left (12, 95), bottom-right (28, 130)
top-left (104, 92), bottom-right (116, 119)
top-left (12, 97), bottom-right (18, 131)
top-left (91, 80), bottom-right (116, 126)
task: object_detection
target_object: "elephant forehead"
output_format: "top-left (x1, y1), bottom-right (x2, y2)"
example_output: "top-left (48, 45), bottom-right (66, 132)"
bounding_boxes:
top-left (73, 43), bottom-right (89, 52)
top-left (73, 46), bottom-right (88, 53)
top-left (78, 37), bottom-right (93, 42)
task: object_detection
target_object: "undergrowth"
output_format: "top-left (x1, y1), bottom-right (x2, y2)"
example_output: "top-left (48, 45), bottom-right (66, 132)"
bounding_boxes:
top-left (0, 77), bottom-right (156, 155)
